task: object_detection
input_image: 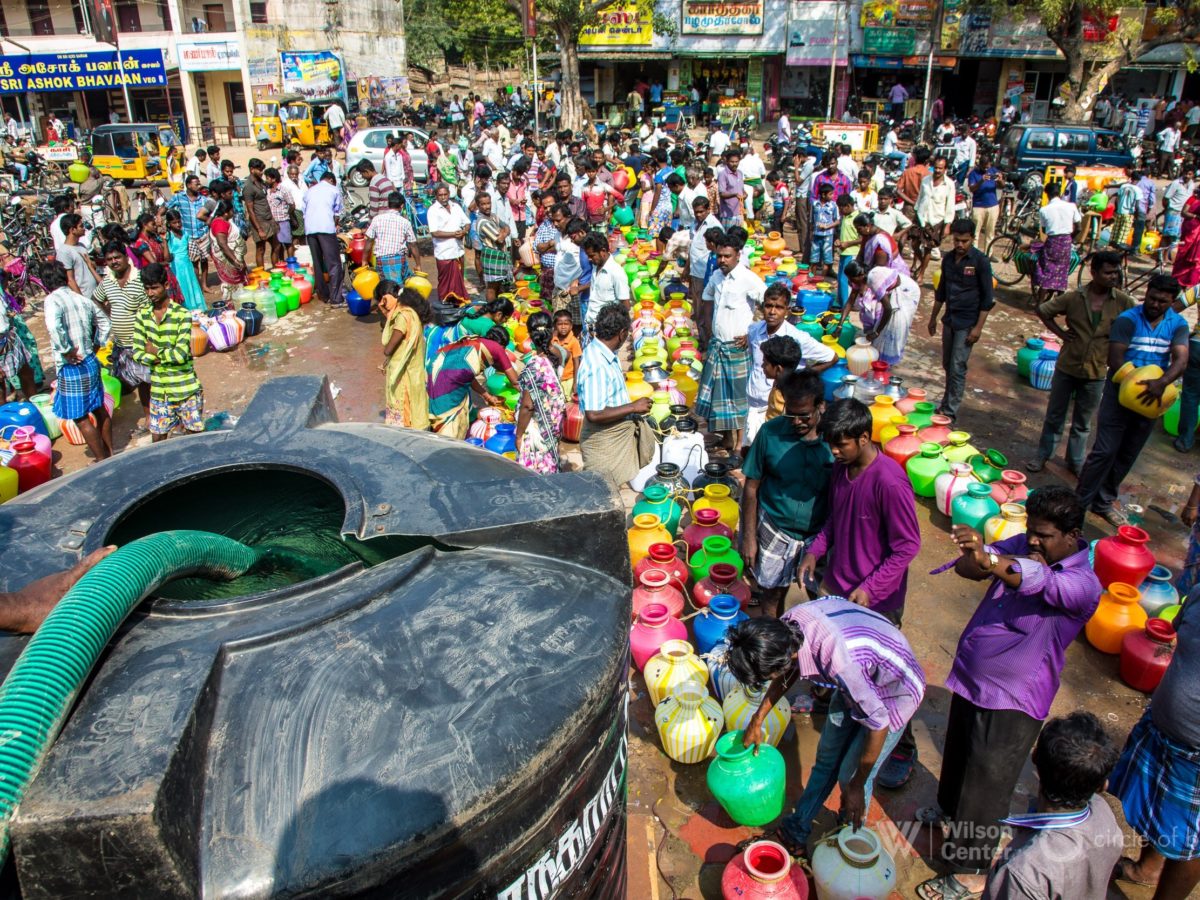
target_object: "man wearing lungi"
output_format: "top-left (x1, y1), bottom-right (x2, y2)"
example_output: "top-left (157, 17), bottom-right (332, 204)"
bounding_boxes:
top-left (695, 238), bottom-right (765, 459)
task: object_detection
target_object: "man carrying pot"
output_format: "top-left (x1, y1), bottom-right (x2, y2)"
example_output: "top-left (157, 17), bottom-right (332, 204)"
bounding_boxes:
top-left (915, 485), bottom-right (1100, 899)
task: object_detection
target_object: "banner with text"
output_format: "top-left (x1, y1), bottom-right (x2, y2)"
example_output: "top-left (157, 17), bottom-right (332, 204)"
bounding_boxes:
top-left (580, 4), bottom-right (654, 45)
top-left (786, 1), bottom-right (849, 65)
top-left (177, 39), bottom-right (243, 72)
top-left (0, 49), bottom-right (166, 94)
top-left (682, 0), bottom-right (764, 36)
top-left (860, 0), bottom-right (934, 28)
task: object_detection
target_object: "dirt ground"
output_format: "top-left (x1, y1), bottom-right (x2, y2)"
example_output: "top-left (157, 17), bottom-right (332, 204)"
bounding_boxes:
top-left (25, 141), bottom-right (1197, 898)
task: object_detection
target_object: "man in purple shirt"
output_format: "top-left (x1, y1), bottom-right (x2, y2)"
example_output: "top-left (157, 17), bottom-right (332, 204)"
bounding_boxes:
top-left (798, 398), bottom-right (922, 786)
top-left (916, 485), bottom-right (1100, 900)
top-left (727, 598), bottom-right (925, 858)
top-left (716, 149), bottom-right (745, 226)
top-left (810, 153), bottom-right (854, 203)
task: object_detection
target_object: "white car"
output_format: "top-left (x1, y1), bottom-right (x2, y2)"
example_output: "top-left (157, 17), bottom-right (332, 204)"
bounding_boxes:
top-left (345, 127), bottom-right (429, 187)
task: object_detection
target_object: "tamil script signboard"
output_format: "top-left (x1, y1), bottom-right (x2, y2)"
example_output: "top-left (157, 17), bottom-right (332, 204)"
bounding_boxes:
top-left (177, 39), bottom-right (243, 72)
top-left (863, 26), bottom-right (917, 54)
top-left (681, 0), bottom-right (764, 36)
top-left (0, 49), bottom-right (166, 93)
top-left (785, 0), bottom-right (849, 65)
top-left (580, 3), bottom-right (654, 45)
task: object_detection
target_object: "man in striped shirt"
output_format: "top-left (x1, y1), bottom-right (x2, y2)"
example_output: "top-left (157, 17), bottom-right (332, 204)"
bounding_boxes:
top-left (358, 159), bottom-right (396, 220)
top-left (94, 242), bottom-right (152, 415)
top-left (575, 303), bottom-right (653, 486)
top-left (727, 598), bottom-right (925, 857)
top-left (131, 264), bottom-right (203, 442)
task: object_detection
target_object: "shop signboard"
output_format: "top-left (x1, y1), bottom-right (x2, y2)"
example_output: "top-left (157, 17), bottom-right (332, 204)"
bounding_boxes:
top-left (862, 27), bottom-right (916, 55)
top-left (280, 50), bottom-right (347, 103)
top-left (0, 49), bottom-right (166, 94)
top-left (580, 3), bottom-right (653, 45)
top-left (177, 39), bottom-right (243, 72)
top-left (860, 0), bottom-right (934, 28)
top-left (681, 0), bottom-right (764, 36)
top-left (248, 56), bottom-right (279, 105)
top-left (987, 14), bottom-right (1059, 57)
top-left (356, 76), bottom-right (411, 109)
top-left (785, 1), bottom-right (849, 66)
top-left (940, 0), bottom-right (968, 51)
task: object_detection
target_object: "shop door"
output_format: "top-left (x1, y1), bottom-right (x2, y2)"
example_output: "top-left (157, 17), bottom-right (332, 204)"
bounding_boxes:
top-left (227, 83), bottom-right (248, 138)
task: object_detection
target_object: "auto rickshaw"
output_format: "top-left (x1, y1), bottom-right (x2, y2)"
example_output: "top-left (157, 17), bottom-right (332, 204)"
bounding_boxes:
top-left (252, 94), bottom-right (291, 150)
top-left (89, 123), bottom-right (181, 188)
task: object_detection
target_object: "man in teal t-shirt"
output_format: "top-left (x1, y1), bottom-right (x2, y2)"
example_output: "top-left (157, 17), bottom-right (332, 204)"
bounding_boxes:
top-left (741, 369), bottom-right (833, 617)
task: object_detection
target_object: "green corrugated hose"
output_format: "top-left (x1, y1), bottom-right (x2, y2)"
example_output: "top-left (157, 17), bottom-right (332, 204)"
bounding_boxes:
top-left (0, 530), bottom-right (262, 866)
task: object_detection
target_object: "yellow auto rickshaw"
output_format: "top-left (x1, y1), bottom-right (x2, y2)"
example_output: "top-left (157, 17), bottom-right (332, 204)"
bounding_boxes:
top-left (89, 123), bottom-right (181, 188)
top-left (252, 94), bottom-right (292, 150)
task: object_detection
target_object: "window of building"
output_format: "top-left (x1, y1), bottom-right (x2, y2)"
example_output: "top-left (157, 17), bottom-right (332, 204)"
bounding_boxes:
top-left (203, 3), bottom-right (227, 31)
top-left (0, 4), bottom-right (10, 36)
top-left (155, 0), bottom-right (172, 30)
top-left (249, 2), bottom-right (267, 23)
top-left (70, 0), bottom-right (86, 34)
top-left (115, 0), bottom-right (142, 32)
top-left (26, 0), bottom-right (53, 36)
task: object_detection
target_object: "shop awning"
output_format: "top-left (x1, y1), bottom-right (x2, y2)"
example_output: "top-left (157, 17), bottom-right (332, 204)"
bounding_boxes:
top-left (1132, 43), bottom-right (1191, 69)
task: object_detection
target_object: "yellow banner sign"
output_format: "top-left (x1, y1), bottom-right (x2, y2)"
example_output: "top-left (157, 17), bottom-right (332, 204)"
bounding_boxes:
top-left (580, 4), bottom-right (653, 45)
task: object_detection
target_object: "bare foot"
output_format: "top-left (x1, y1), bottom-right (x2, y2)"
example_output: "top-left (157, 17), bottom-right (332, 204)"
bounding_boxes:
top-left (1114, 857), bottom-right (1161, 886)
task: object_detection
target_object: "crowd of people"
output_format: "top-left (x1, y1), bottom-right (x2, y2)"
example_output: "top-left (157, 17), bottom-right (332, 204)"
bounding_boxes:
top-left (5, 92), bottom-right (1200, 898)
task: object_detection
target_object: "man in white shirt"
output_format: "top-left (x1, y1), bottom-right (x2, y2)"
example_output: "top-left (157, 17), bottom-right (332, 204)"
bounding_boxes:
top-left (1163, 171), bottom-right (1195, 245)
top-left (914, 156), bottom-right (956, 283)
top-left (882, 124), bottom-right (907, 171)
top-left (697, 237), bottom-right (766, 454)
top-left (1186, 102), bottom-right (1200, 139)
top-left (1033, 181), bottom-right (1082, 306)
top-left (302, 171), bottom-right (345, 304)
top-left (836, 144), bottom-right (860, 182)
top-left (738, 146), bottom-right (768, 224)
top-left (49, 194), bottom-right (78, 258)
top-left (476, 128), bottom-right (504, 173)
top-left (777, 112), bottom-right (792, 144)
top-left (1092, 96), bottom-right (1110, 126)
top-left (708, 124), bottom-right (731, 163)
top-left (1155, 122), bottom-right (1180, 177)
top-left (792, 149), bottom-right (818, 261)
top-left (204, 146), bottom-right (222, 186)
top-left (744, 283), bottom-right (836, 451)
top-left (678, 168), bottom-right (705, 233)
top-left (427, 183), bottom-right (471, 303)
top-left (325, 103), bottom-right (347, 145)
top-left (689, 196), bottom-right (722, 308)
top-left (581, 232), bottom-right (630, 336)
top-left (952, 125), bottom-right (977, 185)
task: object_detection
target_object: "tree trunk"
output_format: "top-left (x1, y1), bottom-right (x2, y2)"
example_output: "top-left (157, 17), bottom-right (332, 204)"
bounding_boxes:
top-left (557, 25), bottom-right (586, 132)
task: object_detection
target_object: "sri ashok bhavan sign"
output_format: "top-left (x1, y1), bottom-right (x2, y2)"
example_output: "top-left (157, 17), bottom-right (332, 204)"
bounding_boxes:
top-left (0, 50), bottom-right (167, 94)
top-left (681, 0), bottom-right (764, 35)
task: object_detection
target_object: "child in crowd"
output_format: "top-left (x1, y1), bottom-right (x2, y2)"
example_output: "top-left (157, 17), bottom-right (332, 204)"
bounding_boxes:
top-left (131, 263), bottom-right (204, 443)
top-left (768, 169), bottom-right (788, 233)
top-left (873, 186), bottom-right (912, 240)
top-left (853, 170), bottom-right (879, 214)
top-left (655, 226), bottom-right (693, 277)
top-left (982, 711), bottom-right (1122, 900)
top-left (834, 192), bottom-right (861, 310)
top-left (811, 182), bottom-right (838, 278)
top-left (552, 309), bottom-right (582, 397)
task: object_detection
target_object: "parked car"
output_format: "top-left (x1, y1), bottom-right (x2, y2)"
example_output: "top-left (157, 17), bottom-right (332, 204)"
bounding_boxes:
top-left (345, 127), bottom-right (429, 187)
top-left (998, 124), bottom-right (1135, 177)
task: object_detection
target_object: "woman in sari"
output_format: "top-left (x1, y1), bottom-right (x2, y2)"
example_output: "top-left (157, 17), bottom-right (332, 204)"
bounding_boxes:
top-left (207, 200), bottom-right (247, 303)
top-left (515, 312), bottom-right (567, 473)
top-left (842, 260), bottom-right (921, 366)
top-left (854, 213), bottom-right (911, 276)
top-left (428, 326), bottom-right (519, 439)
top-left (1172, 183), bottom-right (1200, 290)
top-left (376, 280), bottom-right (432, 429)
top-left (129, 213), bottom-right (183, 305)
top-left (164, 209), bottom-right (206, 311)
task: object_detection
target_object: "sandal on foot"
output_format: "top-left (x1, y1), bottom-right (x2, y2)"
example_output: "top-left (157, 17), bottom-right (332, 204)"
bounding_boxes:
top-left (876, 750), bottom-right (915, 789)
top-left (916, 804), bottom-right (948, 826)
top-left (1112, 857), bottom-right (1157, 887)
top-left (916, 873), bottom-right (983, 900)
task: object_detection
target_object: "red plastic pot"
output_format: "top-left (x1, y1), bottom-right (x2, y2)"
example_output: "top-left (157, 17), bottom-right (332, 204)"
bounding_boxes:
top-left (1120, 617), bottom-right (1176, 693)
top-left (1093, 525), bottom-right (1155, 590)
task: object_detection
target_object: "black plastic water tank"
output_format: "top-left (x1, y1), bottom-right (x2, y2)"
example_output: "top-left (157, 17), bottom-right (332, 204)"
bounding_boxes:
top-left (0, 377), bottom-right (631, 899)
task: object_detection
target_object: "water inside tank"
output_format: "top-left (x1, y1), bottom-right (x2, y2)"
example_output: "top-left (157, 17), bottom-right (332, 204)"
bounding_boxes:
top-left (106, 468), bottom-right (442, 601)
